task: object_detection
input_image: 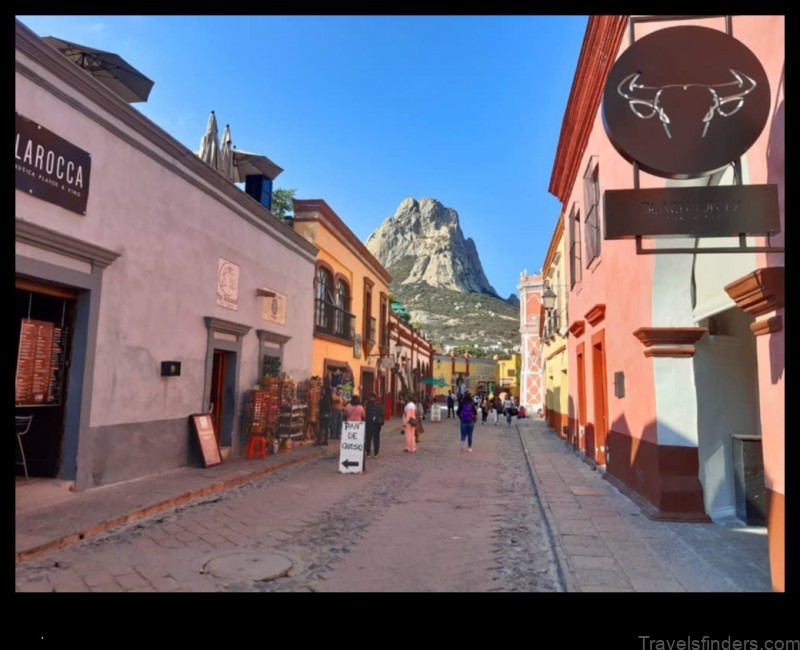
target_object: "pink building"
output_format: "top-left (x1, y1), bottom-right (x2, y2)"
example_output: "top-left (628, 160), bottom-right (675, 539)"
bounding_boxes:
top-left (518, 271), bottom-right (544, 412)
top-left (548, 16), bottom-right (784, 590)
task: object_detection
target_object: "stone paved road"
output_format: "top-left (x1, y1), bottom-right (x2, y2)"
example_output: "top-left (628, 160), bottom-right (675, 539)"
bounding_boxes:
top-left (15, 415), bottom-right (562, 593)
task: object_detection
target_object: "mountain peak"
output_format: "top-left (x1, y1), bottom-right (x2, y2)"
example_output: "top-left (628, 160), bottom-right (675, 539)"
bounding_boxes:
top-left (366, 197), bottom-right (498, 297)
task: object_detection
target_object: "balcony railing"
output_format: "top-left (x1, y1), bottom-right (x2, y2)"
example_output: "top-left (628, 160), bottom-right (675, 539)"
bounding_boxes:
top-left (315, 299), bottom-right (355, 342)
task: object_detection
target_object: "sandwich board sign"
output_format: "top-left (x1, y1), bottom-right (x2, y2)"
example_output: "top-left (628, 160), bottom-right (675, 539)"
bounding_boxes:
top-left (339, 420), bottom-right (365, 474)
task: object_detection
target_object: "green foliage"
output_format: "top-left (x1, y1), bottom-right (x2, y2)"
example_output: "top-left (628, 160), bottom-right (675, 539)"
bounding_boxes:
top-left (271, 187), bottom-right (296, 218)
top-left (451, 344), bottom-right (489, 358)
top-left (384, 256), bottom-right (520, 353)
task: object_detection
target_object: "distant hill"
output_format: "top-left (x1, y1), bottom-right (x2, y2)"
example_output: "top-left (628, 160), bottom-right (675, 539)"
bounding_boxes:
top-left (366, 197), bottom-right (520, 352)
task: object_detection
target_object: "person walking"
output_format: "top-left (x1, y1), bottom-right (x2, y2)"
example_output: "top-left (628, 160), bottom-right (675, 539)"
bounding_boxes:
top-left (317, 382), bottom-right (331, 446)
top-left (365, 393), bottom-right (385, 458)
top-left (344, 394), bottom-right (365, 422)
top-left (402, 394), bottom-right (418, 453)
top-left (415, 396), bottom-right (425, 444)
top-left (446, 390), bottom-right (455, 419)
top-left (503, 394), bottom-right (514, 427)
top-left (479, 394), bottom-right (489, 425)
top-left (493, 395), bottom-right (502, 426)
top-left (457, 391), bottom-right (476, 452)
top-left (329, 386), bottom-right (345, 439)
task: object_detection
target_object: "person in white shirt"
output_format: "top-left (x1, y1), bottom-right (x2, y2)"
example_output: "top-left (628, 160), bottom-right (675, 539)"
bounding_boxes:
top-left (402, 395), bottom-right (417, 453)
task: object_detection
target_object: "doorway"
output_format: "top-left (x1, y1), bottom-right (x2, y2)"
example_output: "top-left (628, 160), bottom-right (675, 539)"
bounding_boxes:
top-left (210, 349), bottom-right (236, 447)
top-left (576, 343), bottom-right (587, 453)
top-left (361, 369), bottom-right (375, 401)
top-left (591, 331), bottom-right (609, 466)
top-left (15, 283), bottom-right (77, 478)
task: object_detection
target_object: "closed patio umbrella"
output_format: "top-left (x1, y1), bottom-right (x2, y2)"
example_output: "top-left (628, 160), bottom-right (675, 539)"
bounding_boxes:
top-left (198, 110), bottom-right (220, 170)
top-left (218, 124), bottom-right (235, 182)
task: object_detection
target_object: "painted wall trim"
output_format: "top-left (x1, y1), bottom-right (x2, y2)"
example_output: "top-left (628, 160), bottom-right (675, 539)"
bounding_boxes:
top-left (724, 267), bottom-right (785, 317)
top-left (633, 327), bottom-right (708, 347)
top-left (584, 304), bottom-right (606, 326)
top-left (16, 218), bottom-right (121, 269)
top-left (751, 315), bottom-right (782, 337)
top-left (568, 319), bottom-right (586, 337)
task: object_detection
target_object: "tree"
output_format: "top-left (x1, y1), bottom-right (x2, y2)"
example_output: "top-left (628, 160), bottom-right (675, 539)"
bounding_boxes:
top-left (271, 188), bottom-right (296, 219)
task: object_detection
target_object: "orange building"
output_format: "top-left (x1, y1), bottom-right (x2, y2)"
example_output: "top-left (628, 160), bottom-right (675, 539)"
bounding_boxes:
top-left (293, 199), bottom-right (392, 402)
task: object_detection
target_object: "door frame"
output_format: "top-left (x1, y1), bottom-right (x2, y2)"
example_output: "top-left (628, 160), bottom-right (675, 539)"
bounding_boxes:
top-left (591, 329), bottom-right (609, 466)
top-left (203, 317), bottom-right (251, 452)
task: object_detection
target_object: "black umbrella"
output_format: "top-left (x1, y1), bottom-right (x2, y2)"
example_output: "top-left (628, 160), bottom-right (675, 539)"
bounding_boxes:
top-left (42, 36), bottom-right (154, 103)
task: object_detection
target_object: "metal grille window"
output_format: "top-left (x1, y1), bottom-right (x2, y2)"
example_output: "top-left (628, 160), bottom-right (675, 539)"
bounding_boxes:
top-left (315, 267), bottom-right (332, 330)
top-left (569, 203), bottom-right (582, 289)
top-left (583, 156), bottom-right (601, 267)
top-left (334, 280), bottom-right (350, 338)
top-left (262, 354), bottom-right (281, 377)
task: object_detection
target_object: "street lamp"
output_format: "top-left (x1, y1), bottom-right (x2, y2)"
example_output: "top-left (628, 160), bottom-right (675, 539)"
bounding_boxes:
top-left (542, 286), bottom-right (557, 311)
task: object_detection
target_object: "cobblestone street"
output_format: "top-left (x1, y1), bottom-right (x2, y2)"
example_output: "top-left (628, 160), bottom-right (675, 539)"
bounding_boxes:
top-left (16, 416), bottom-right (562, 593)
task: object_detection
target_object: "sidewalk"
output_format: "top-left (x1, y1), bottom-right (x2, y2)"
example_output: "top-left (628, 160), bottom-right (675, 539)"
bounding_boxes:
top-left (14, 423), bottom-right (398, 564)
top-left (15, 416), bottom-right (772, 591)
top-left (516, 417), bottom-right (772, 592)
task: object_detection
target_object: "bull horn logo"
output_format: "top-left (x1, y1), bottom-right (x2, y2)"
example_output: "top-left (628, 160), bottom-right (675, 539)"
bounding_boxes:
top-left (617, 69), bottom-right (757, 139)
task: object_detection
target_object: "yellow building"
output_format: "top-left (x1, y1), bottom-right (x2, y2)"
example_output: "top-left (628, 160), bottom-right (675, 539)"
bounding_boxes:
top-left (496, 353), bottom-right (519, 399)
top-left (293, 199), bottom-right (391, 400)
top-left (541, 215), bottom-right (569, 439)
top-left (431, 353), bottom-right (504, 400)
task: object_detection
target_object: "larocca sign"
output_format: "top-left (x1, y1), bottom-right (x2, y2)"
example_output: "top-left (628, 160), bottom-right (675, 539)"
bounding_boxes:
top-left (15, 112), bottom-right (92, 215)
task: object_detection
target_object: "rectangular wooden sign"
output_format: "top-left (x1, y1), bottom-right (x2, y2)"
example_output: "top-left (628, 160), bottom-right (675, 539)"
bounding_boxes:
top-left (190, 413), bottom-right (222, 468)
top-left (604, 184), bottom-right (780, 239)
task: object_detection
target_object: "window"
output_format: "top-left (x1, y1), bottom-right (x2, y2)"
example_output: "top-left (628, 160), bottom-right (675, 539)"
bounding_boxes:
top-left (363, 280), bottom-right (375, 343)
top-left (583, 156), bottom-right (601, 266)
top-left (315, 267), bottom-right (354, 341)
top-left (334, 279), bottom-right (350, 338)
top-left (315, 266), bottom-right (333, 330)
top-left (569, 203), bottom-right (582, 289)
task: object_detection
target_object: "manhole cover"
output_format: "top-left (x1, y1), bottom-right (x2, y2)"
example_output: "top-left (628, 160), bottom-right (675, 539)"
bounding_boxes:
top-left (204, 552), bottom-right (293, 582)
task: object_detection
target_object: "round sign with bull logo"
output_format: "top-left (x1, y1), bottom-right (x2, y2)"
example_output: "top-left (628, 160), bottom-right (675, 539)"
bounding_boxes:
top-left (602, 26), bottom-right (770, 179)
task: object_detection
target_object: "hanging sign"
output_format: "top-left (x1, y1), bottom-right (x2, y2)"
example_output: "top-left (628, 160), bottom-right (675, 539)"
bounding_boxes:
top-left (602, 26), bottom-right (770, 179)
top-left (15, 112), bottom-right (91, 215)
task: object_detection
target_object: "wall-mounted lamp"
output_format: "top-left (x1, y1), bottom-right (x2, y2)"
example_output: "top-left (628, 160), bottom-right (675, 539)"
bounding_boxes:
top-left (161, 361), bottom-right (181, 377)
top-left (542, 286), bottom-right (557, 311)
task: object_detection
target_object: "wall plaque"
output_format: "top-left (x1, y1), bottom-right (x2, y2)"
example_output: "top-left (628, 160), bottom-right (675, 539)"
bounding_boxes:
top-left (216, 258), bottom-right (240, 311)
top-left (260, 289), bottom-right (287, 325)
top-left (15, 112), bottom-right (91, 215)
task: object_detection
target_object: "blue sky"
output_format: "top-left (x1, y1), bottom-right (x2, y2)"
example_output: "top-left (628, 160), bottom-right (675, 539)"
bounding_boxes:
top-left (16, 15), bottom-right (587, 300)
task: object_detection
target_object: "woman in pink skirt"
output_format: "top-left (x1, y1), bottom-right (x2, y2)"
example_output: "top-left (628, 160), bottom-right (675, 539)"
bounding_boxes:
top-left (402, 395), bottom-right (417, 453)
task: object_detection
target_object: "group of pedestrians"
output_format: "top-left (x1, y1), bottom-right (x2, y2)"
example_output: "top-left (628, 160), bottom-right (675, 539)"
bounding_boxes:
top-left (325, 387), bottom-right (517, 459)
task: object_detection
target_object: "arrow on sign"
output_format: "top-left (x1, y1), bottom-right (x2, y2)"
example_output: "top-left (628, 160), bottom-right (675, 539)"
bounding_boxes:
top-left (341, 458), bottom-right (361, 469)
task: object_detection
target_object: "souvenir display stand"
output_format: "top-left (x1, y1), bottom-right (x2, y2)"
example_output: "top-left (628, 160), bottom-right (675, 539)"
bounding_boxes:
top-left (243, 374), bottom-right (321, 456)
